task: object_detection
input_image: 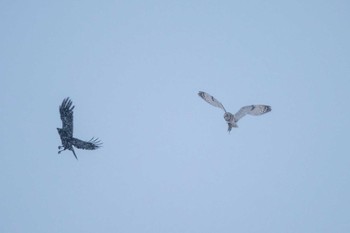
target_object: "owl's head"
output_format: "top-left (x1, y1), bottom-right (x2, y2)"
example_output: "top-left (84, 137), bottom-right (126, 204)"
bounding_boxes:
top-left (224, 112), bottom-right (234, 122)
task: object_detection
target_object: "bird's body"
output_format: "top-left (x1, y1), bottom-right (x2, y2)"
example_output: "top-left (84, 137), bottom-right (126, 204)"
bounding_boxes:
top-left (198, 91), bottom-right (271, 132)
top-left (57, 98), bottom-right (101, 160)
top-left (223, 112), bottom-right (238, 131)
top-left (57, 128), bottom-right (75, 156)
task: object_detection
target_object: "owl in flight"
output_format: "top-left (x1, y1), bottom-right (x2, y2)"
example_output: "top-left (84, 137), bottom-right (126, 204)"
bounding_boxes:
top-left (57, 98), bottom-right (102, 160)
top-left (198, 91), bottom-right (271, 132)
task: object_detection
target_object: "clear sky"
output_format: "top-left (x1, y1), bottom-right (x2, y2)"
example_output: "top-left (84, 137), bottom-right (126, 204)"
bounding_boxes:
top-left (1, 1), bottom-right (349, 232)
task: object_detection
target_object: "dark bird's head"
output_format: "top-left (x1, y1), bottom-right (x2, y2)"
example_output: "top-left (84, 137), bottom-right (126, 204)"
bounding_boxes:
top-left (57, 128), bottom-right (62, 135)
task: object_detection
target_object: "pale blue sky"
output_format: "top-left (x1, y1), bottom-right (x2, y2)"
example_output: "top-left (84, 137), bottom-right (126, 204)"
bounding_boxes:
top-left (1, 1), bottom-right (350, 232)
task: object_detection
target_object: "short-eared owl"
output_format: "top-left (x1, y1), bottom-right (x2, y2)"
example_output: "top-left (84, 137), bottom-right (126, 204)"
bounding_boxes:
top-left (198, 91), bottom-right (271, 132)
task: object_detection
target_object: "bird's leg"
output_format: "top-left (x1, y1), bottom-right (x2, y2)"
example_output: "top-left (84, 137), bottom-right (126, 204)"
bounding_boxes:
top-left (58, 145), bottom-right (62, 149)
top-left (58, 147), bottom-right (66, 154)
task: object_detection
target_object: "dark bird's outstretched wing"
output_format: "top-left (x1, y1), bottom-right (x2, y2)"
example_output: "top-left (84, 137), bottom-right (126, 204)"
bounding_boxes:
top-left (198, 91), bottom-right (226, 112)
top-left (59, 98), bottom-right (74, 137)
top-left (72, 137), bottom-right (102, 150)
top-left (234, 105), bottom-right (271, 122)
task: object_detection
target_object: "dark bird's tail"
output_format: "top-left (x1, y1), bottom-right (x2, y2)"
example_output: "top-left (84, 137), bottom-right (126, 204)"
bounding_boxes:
top-left (71, 148), bottom-right (78, 160)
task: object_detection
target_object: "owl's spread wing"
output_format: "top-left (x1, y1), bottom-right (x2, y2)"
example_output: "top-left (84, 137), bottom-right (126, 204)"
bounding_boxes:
top-left (59, 98), bottom-right (74, 137)
top-left (72, 137), bottom-right (102, 150)
top-left (198, 91), bottom-right (226, 112)
top-left (234, 105), bottom-right (271, 122)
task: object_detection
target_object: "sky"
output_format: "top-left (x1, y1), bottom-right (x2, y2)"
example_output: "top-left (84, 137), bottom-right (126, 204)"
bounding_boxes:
top-left (1, 0), bottom-right (349, 232)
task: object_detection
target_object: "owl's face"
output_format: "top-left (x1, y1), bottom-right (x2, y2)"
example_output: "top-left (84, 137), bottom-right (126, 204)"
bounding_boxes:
top-left (224, 112), bottom-right (234, 122)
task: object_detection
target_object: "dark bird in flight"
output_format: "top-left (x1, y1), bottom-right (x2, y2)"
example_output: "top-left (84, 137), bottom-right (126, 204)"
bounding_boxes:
top-left (57, 98), bottom-right (102, 160)
top-left (198, 91), bottom-right (271, 132)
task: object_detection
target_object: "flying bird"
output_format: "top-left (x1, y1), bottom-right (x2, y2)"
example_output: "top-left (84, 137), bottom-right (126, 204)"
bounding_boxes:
top-left (198, 91), bottom-right (271, 132)
top-left (57, 98), bottom-right (102, 160)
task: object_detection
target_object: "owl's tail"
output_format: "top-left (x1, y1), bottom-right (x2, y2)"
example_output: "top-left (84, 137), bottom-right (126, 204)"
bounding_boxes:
top-left (227, 122), bottom-right (238, 132)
